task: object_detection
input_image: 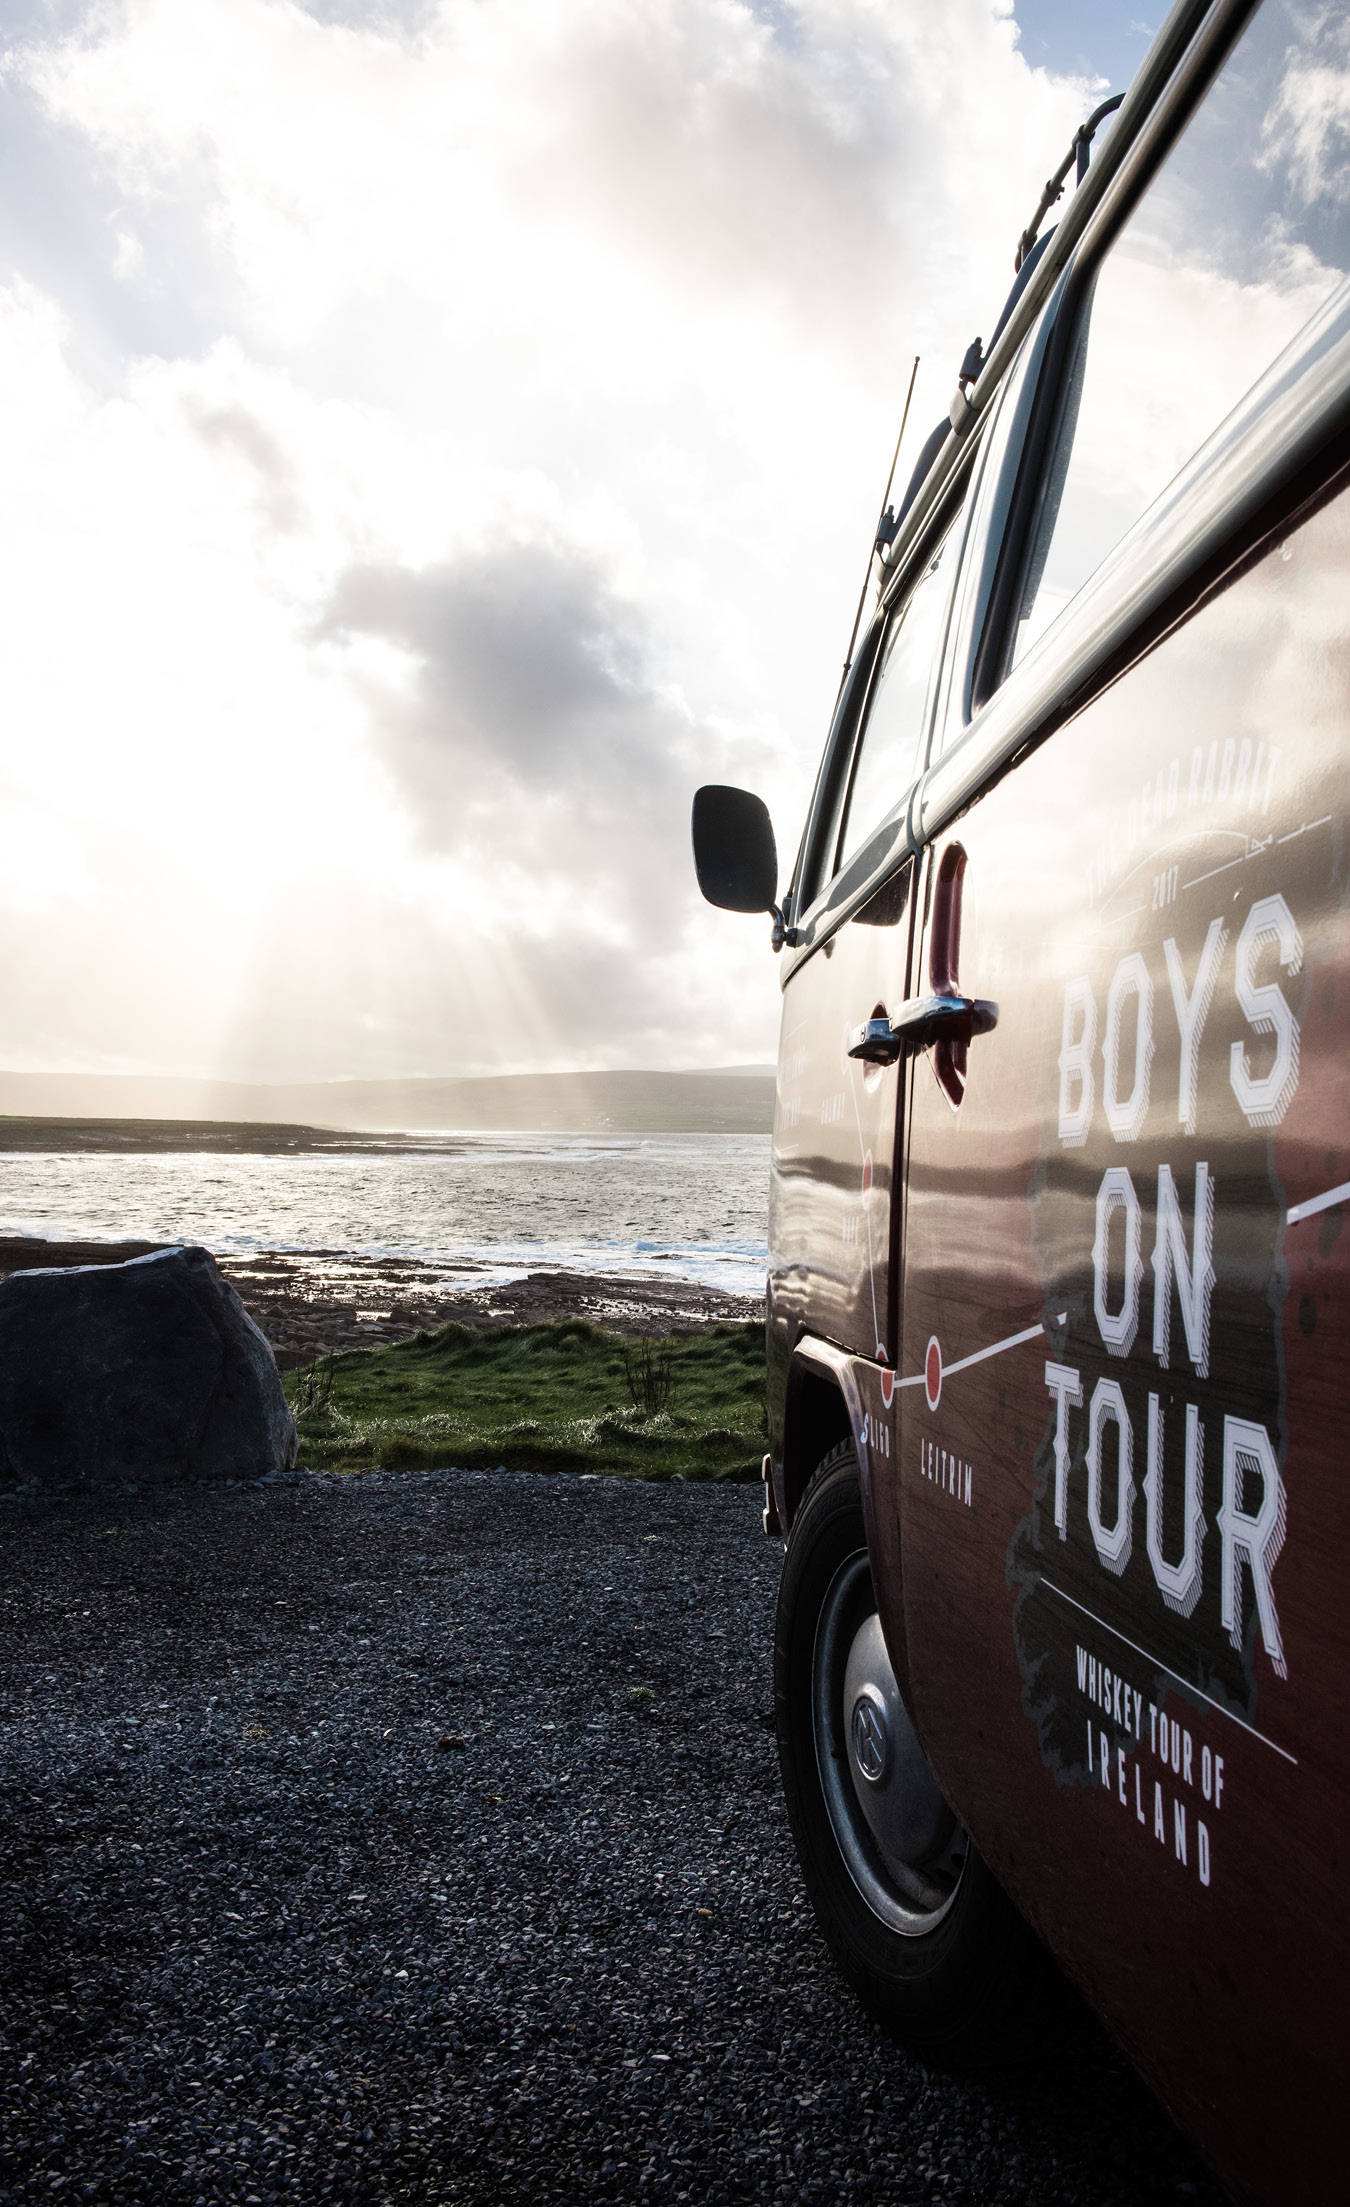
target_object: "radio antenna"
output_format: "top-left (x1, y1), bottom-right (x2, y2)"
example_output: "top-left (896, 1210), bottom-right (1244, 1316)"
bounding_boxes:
top-left (838, 354), bottom-right (920, 698)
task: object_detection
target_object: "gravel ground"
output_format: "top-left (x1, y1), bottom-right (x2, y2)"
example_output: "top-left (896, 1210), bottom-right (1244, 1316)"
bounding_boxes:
top-left (0, 1469), bottom-right (1225, 2206)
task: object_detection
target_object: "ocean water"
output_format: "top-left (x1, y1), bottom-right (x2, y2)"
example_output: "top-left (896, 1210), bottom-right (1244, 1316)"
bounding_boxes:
top-left (0, 1133), bottom-right (771, 1299)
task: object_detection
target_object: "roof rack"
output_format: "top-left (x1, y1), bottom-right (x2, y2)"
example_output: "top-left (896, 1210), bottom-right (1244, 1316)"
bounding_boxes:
top-left (1014, 95), bottom-right (1124, 272)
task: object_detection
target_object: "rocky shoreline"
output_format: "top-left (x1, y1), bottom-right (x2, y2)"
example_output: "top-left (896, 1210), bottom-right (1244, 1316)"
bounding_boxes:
top-left (0, 1240), bottom-right (765, 1369)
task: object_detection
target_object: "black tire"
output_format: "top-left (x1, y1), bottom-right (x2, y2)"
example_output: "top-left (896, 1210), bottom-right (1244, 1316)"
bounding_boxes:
top-left (774, 1439), bottom-right (1052, 2066)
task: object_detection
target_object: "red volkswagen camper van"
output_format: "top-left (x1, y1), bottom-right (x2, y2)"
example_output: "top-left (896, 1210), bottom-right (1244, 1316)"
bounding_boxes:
top-left (693, 1), bottom-right (1350, 2198)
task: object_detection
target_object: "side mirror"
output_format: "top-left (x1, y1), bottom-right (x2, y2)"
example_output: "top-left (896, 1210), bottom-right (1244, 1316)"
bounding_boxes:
top-left (691, 784), bottom-right (778, 915)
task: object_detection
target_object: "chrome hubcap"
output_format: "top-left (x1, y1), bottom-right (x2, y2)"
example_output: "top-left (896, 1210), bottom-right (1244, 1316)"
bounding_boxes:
top-left (813, 1551), bottom-right (968, 1935)
top-left (850, 1688), bottom-right (890, 1784)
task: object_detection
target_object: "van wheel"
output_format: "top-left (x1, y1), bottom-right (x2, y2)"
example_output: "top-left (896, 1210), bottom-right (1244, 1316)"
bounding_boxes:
top-left (774, 1440), bottom-right (1052, 2066)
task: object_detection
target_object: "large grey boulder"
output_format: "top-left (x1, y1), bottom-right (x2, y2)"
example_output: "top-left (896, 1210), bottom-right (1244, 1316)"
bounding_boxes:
top-left (0, 1245), bottom-right (297, 1489)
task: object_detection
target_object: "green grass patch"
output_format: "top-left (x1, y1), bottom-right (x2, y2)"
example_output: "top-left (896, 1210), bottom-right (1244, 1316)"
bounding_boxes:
top-left (283, 1318), bottom-right (767, 1483)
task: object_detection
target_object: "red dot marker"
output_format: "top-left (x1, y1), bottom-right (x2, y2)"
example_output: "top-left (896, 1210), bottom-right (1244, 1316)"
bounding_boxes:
top-left (924, 1336), bottom-right (942, 1412)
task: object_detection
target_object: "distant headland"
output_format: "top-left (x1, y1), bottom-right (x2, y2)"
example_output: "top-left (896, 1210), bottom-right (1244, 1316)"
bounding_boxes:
top-left (0, 1066), bottom-right (775, 1139)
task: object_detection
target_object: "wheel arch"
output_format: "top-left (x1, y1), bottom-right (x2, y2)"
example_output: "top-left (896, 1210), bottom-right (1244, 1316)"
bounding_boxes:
top-left (781, 1336), bottom-right (914, 1707)
top-left (782, 1341), bottom-right (861, 1535)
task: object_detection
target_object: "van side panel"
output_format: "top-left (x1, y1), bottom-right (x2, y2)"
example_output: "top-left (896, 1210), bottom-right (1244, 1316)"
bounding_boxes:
top-left (896, 486), bottom-right (1350, 2203)
top-left (767, 861), bottom-right (916, 1488)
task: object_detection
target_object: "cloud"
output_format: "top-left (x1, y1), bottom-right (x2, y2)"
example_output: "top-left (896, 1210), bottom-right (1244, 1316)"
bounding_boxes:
top-left (0, 0), bottom-right (1091, 1081)
top-left (1263, 7), bottom-right (1350, 214)
top-left (20, 0), bottom-right (1081, 367)
top-left (323, 537), bottom-right (694, 844)
top-left (498, 0), bottom-right (1091, 357)
top-left (328, 542), bottom-right (658, 781)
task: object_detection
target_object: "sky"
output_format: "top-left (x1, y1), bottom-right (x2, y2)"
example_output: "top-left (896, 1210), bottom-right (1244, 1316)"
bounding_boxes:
top-left (1015, 0), bottom-right (1157, 89)
top-left (0, 0), bottom-right (1144, 1085)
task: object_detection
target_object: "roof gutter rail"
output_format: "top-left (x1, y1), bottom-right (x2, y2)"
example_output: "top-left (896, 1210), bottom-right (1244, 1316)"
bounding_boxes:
top-left (878, 0), bottom-right (1224, 615)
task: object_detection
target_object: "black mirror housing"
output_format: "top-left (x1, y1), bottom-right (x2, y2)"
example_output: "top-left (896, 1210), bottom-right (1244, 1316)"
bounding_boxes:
top-left (691, 784), bottom-right (778, 914)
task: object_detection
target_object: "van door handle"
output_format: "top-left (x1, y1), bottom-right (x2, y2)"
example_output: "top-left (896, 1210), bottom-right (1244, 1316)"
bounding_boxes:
top-left (847, 993), bottom-right (998, 1063)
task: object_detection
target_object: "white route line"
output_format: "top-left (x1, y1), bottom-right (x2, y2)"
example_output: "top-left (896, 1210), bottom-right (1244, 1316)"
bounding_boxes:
top-left (1184, 814), bottom-right (1329, 894)
top-left (1287, 1179), bottom-right (1350, 1227)
top-left (1039, 1578), bottom-right (1297, 1766)
top-left (944, 1320), bottom-right (1047, 1377)
top-left (1276, 813), bottom-right (1333, 845)
top-left (894, 1318), bottom-right (1056, 1389)
top-left (1184, 852), bottom-right (1250, 891)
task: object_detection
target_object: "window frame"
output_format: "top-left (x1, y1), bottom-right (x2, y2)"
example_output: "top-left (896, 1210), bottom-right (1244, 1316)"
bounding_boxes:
top-left (787, 616), bottom-right (884, 924)
top-left (966, 258), bottom-right (1093, 715)
top-left (833, 516), bottom-right (959, 877)
top-left (961, 0), bottom-right (1295, 717)
top-left (919, 257), bottom-right (1350, 865)
top-left (928, 296), bottom-right (1068, 749)
top-left (787, 467), bottom-right (977, 953)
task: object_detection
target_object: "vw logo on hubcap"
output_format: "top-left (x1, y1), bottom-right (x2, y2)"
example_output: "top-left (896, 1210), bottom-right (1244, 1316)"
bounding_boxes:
top-left (850, 1690), bottom-right (890, 1785)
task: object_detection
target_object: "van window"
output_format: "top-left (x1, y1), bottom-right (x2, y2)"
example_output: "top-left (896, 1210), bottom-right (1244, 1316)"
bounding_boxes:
top-left (792, 625), bottom-right (882, 916)
top-left (836, 526), bottom-right (953, 872)
top-left (1006, 0), bottom-right (1350, 676)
